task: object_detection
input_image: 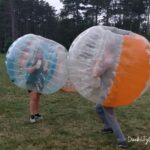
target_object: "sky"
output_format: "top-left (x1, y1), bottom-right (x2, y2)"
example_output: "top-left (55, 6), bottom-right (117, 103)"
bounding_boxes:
top-left (44, 0), bottom-right (63, 11)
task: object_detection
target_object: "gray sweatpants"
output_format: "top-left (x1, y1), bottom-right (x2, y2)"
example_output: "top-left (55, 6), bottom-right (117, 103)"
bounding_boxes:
top-left (96, 104), bottom-right (126, 142)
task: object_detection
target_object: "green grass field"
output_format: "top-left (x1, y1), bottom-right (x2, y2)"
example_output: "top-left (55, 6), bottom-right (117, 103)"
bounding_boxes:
top-left (0, 54), bottom-right (150, 150)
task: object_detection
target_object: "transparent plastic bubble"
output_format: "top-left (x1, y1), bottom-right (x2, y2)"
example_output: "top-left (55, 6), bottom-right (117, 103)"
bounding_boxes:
top-left (68, 26), bottom-right (150, 106)
top-left (6, 34), bottom-right (68, 94)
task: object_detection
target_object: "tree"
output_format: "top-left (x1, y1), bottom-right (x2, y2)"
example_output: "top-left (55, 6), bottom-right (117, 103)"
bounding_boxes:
top-left (0, 0), bottom-right (58, 52)
top-left (8, 0), bottom-right (18, 40)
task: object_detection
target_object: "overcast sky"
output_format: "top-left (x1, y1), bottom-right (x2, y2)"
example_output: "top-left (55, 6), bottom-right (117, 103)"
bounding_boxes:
top-left (44, 0), bottom-right (63, 11)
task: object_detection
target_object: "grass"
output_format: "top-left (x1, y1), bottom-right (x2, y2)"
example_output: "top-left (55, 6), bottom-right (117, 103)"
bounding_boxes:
top-left (0, 53), bottom-right (150, 150)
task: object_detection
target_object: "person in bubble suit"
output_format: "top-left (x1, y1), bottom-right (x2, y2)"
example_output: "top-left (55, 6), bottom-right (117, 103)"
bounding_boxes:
top-left (22, 48), bottom-right (48, 123)
top-left (93, 59), bottom-right (128, 149)
top-left (92, 27), bottom-right (133, 149)
top-left (26, 49), bottom-right (48, 92)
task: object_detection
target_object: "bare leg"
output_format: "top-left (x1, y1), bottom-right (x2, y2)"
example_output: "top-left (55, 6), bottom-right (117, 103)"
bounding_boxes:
top-left (29, 91), bottom-right (41, 115)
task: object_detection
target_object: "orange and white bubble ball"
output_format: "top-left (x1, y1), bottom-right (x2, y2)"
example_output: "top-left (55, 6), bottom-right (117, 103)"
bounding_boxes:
top-left (68, 26), bottom-right (150, 107)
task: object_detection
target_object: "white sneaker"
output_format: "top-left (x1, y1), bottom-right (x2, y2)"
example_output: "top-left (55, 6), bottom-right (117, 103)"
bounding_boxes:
top-left (30, 117), bottom-right (36, 123)
top-left (30, 114), bottom-right (43, 123)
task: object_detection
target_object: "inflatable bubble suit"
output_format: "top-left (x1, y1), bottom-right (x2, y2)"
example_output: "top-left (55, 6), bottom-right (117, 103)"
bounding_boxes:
top-left (68, 26), bottom-right (150, 107)
top-left (6, 34), bottom-right (68, 94)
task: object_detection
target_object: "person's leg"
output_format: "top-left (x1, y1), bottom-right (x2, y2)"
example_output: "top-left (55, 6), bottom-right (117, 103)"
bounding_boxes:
top-left (29, 91), bottom-right (43, 123)
top-left (29, 91), bottom-right (40, 115)
top-left (95, 104), bottom-right (111, 129)
top-left (102, 106), bottom-right (127, 148)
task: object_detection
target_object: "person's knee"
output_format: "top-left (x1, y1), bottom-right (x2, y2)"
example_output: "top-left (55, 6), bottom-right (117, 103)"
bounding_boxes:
top-left (103, 107), bottom-right (116, 120)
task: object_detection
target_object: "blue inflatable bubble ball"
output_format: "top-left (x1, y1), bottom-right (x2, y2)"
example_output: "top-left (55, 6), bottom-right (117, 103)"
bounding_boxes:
top-left (6, 34), bottom-right (68, 94)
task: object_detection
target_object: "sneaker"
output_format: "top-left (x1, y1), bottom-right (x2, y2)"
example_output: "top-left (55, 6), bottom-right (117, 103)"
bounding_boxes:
top-left (30, 115), bottom-right (36, 123)
top-left (101, 128), bottom-right (113, 134)
top-left (118, 141), bottom-right (128, 149)
top-left (35, 114), bottom-right (43, 121)
top-left (30, 114), bottom-right (43, 123)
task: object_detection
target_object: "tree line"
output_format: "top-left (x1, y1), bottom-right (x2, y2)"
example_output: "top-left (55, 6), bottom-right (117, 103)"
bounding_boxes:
top-left (0, 0), bottom-right (149, 53)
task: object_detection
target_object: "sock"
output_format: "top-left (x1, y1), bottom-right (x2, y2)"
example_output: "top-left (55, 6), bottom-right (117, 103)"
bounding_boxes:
top-left (35, 113), bottom-right (40, 117)
top-left (31, 115), bottom-right (35, 119)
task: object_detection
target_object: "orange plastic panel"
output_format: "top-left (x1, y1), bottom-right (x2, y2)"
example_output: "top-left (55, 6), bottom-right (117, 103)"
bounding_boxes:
top-left (103, 35), bottom-right (150, 107)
